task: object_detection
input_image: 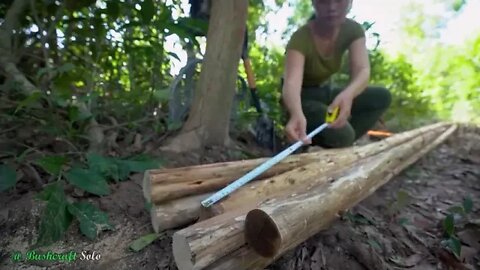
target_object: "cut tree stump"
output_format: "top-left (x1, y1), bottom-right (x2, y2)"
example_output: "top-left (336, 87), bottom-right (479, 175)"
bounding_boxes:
top-left (168, 123), bottom-right (454, 270)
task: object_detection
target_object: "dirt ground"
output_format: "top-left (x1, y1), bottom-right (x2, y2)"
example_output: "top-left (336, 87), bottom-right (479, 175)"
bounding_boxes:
top-left (1, 125), bottom-right (479, 270)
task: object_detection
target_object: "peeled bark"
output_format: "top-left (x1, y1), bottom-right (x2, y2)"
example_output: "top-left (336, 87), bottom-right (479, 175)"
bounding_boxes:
top-left (207, 124), bottom-right (456, 270)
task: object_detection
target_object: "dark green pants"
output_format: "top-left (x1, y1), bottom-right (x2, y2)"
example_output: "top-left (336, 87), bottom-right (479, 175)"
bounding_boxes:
top-left (301, 85), bottom-right (391, 148)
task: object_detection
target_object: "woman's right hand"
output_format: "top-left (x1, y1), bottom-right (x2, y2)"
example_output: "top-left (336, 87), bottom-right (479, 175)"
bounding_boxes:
top-left (285, 114), bottom-right (311, 144)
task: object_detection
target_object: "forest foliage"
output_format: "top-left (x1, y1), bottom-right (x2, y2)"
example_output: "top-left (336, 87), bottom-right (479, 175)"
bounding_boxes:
top-left (0, 0), bottom-right (478, 246)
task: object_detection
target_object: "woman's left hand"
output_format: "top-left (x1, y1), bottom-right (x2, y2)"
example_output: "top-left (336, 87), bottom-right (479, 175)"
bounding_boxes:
top-left (328, 90), bottom-right (354, 129)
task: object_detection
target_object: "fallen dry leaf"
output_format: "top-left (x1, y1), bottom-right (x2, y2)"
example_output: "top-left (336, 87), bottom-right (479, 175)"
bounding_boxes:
top-left (388, 253), bottom-right (424, 268)
top-left (309, 245), bottom-right (325, 269)
top-left (460, 246), bottom-right (477, 264)
top-left (458, 228), bottom-right (480, 250)
top-left (437, 248), bottom-right (466, 270)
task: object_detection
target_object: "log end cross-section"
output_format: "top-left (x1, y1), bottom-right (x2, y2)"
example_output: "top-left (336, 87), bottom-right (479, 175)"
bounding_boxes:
top-left (245, 208), bottom-right (281, 258)
top-left (172, 233), bottom-right (195, 270)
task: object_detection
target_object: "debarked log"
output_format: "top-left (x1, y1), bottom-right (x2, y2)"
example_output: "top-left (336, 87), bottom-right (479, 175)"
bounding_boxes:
top-left (242, 124), bottom-right (458, 266)
top-left (171, 123), bottom-right (453, 270)
top-left (150, 193), bottom-right (213, 232)
top-left (203, 121), bottom-right (448, 217)
top-left (144, 122), bottom-right (449, 205)
top-left (205, 124), bottom-right (456, 270)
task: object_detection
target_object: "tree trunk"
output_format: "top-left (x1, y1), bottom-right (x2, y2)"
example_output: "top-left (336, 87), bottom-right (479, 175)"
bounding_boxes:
top-left (162, 0), bottom-right (248, 152)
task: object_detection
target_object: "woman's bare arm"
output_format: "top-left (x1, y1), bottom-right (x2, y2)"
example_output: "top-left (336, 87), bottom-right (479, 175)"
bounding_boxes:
top-left (282, 49), bottom-right (305, 118)
top-left (344, 37), bottom-right (370, 97)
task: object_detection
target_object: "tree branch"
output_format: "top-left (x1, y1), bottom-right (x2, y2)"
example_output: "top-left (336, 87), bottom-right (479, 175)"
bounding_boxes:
top-left (0, 0), bottom-right (30, 54)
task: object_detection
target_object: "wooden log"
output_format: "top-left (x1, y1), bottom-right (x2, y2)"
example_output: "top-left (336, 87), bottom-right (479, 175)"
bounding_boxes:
top-left (172, 207), bottom-right (251, 270)
top-left (143, 154), bottom-right (318, 203)
top-left (171, 166), bottom-right (353, 270)
top-left (145, 122), bottom-right (449, 204)
top-left (173, 123), bottom-right (450, 269)
top-left (151, 193), bottom-right (213, 233)
top-left (203, 122), bottom-right (449, 216)
top-left (243, 124), bottom-right (458, 260)
top-left (206, 124), bottom-right (456, 270)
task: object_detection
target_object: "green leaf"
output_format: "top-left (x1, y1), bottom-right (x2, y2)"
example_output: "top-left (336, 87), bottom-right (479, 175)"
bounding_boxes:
top-left (113, 160), bottom-right (131, 182)
top-left (140, 0), bottom-right (155, 22)
top-left (367, 239), bottom-right (382, 251)
top-left (144, 201), bottom-right (153, 212)
top-left (443, 214), bottom-right (455, 237)
top-left (65, 0), bottom-right (95, 11)
top-left (87, 154), bottom-right (127, 182)
top-left (37, 182), bottom-right (60, 201)
top-left (398, 217), bottom-right (410, 226)
top-left (68, 106), bottom-right (92, 122)
top-left (446, 237), bottom-right (461, 258)
top-left (65, 167), bottom-right (110, 196)
top-left (15, 92), bottom-right (42, 113)
top-left (448, 205), bottom-right (465, 214)
top-left (451, 0), bottom-right (466, 12)
top-left (122, 155), bottom-right (162, 173)
top-left (106, 1), bottom-right (120, 18)
top-left (36, 156), bottom-right (67, 175)
top-left (87, 153), bottom-right (110, 171)
top-left (153, 89), bottom-right (169, 102)
top-left (129, 233), bottom-right (159, 252)
top-left (36, 182), bottom-right (73, 246)
top-left (87, 153), bottom-right (117, 175)
top-left (67, 202), bottom-right (113, 240)
top-left (396, 190), bottom-right (410, 208)
top-left (0, 164), bottom-right (17, 192)
top-left (57, 63), bottom-right (75, 74)
top-left (463, 196), bottom-right (473, 214)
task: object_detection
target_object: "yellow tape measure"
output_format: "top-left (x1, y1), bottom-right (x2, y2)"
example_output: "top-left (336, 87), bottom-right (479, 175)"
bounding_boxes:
top-left (325, 107), bottom-right (339, 124)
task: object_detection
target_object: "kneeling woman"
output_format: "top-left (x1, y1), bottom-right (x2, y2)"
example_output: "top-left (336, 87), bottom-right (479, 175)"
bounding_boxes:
top-left (282, 0), bottom-right (391, 148)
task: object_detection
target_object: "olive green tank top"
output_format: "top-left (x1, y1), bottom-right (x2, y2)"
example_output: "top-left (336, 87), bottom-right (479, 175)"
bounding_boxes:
top-left (286, 18), bottom-right (365, 87)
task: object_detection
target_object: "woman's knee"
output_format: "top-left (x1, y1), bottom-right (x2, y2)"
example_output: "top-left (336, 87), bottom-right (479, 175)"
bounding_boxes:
top-left (312, 124), bottom-right (355, 148)
top-left (368, 86), bottom-right (392, 110)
